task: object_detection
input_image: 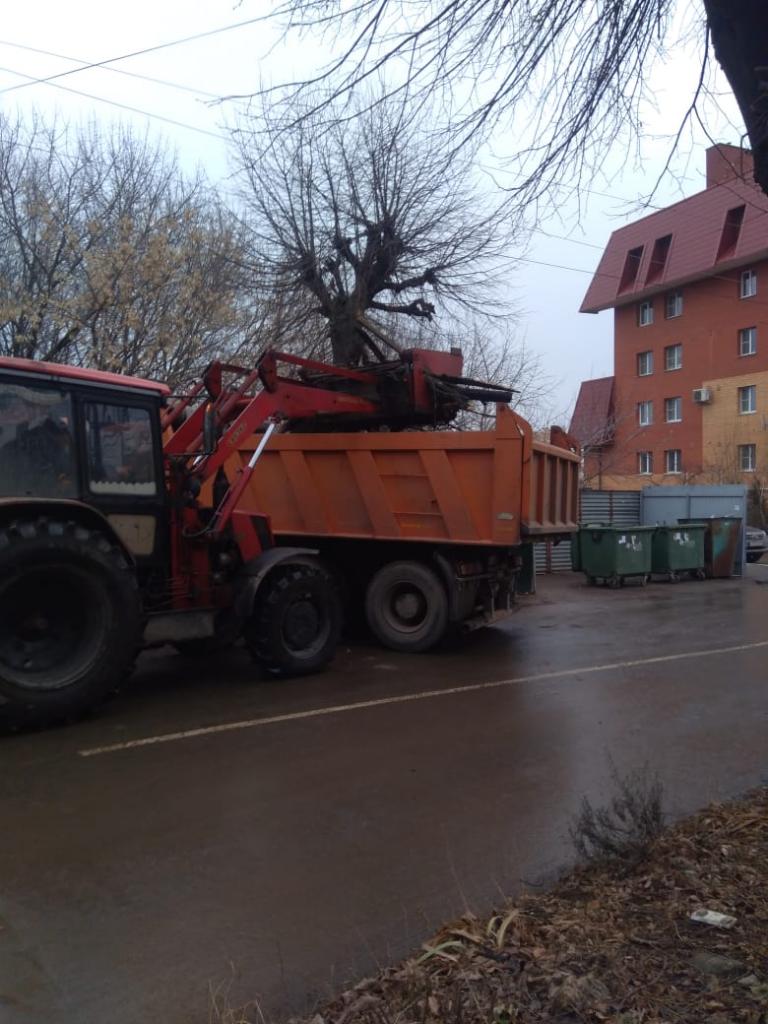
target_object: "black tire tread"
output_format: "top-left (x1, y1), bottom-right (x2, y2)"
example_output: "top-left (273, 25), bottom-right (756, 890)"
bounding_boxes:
top-left (247, 563), bottom-right (340, 676)
top-left (365, 560), bottom-right (448, 653)
top-left (0, 517), bottom-right (140, 729)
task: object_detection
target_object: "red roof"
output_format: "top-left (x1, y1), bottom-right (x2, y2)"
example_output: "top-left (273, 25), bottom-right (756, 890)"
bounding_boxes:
top-left (0, 356), bottom-right (170, 396)
top-left (569, 376), bottom-right (615, 448)
top-left (581, 176), bottom-right (768, 313)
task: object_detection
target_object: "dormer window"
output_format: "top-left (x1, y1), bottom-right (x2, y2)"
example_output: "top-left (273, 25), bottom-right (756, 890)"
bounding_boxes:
top-left (619, 246), bottom-right (644, 292)
top-left (646, 235), bottom-right (672, 284)
top-left (716, 205), bottom-right (745, 261)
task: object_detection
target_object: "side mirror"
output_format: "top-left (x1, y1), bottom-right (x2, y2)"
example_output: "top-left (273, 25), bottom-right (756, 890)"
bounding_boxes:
top-left (203, 403), bottom-right (217, 455)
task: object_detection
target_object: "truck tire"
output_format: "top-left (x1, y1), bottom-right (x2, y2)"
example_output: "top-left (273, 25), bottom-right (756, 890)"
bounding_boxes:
top-left (0, 519), bottom-right (141, 727)
top-left (246, 562), bottom-right (341, 676)
top-left (365, 561), bottom-right (448, 653)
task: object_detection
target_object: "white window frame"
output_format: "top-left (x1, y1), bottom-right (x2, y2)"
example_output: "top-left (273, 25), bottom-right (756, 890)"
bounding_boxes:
top-left (739, 326), bottom-right (757, 357)
top-left (665, 291), bottom-right (683, 319)
top-left (740, 269), bottom-right (757, 299)
top-left (665, 449), bottom-right (682, 474)
top-left (664, 343), bottom-right (682, 371)
top-left (739, 444), bottom-right (756, 472)
top-left (739, 385), bottom-right (757, 415)
top-left (638, 400), bottom-right (653, 427)
top-left (638, 300), bottom-right (654, 327)
top-left (638, 451), bottom-right (653, 475)
top-left (637, 350), bottom-right (653, 376)
top-left (665, 397), bottom-right (682, 423)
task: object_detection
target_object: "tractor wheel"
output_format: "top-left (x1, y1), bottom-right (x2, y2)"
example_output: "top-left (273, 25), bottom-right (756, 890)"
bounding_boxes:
top-left (246, 562), bottom-right (342, 676)
top-left (0, 519), bottom-right (140, 728)
top-left (365, 561), bottom-right (448, 653)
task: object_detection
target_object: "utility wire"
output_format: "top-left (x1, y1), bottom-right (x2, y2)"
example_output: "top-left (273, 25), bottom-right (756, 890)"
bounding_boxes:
top-left (0, 64), bottom-right (228, 142)
top-left (0, 14), bottom-right (267, 97)
top-left (0, 39), bottom-right (220, 100)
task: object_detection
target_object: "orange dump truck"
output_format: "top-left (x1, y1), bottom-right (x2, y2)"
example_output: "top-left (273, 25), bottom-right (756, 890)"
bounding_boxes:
top-left (221, 404), bottom-right (579, 652)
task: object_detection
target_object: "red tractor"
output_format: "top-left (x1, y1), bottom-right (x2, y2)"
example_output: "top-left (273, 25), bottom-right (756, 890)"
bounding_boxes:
top-left (0, 347), bottom-right (511, 726)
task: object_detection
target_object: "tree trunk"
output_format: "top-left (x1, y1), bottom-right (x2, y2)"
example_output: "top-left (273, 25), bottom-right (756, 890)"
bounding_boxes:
top-left (704, 0), bottom-right (768, 196)
top-left (328, 315), bottom-right (366, 365)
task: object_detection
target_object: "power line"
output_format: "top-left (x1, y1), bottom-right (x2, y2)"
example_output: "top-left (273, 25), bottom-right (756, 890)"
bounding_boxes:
top-left (0, 64), bottom-right (228, 142)
top-left (0, 14), bottom-right (267, 97)
top-left (509, 250), bottom-right (768, 313)
top-left (0, 39), bottom-right (220, 100)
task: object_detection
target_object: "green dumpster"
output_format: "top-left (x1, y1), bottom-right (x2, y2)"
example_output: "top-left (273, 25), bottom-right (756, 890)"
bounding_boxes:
top-left (678, 517), bottom-right (742, 578)
top-left (651, 524), bottom-right (707, 581)
top-left (577, 524), bottom-right (654, 588)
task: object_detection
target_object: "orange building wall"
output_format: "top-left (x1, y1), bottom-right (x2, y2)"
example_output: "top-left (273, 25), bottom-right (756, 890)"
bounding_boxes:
top-left (607, 258), bottom-right (768, 484)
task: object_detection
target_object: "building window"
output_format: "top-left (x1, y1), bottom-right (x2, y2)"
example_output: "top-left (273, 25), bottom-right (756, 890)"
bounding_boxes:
top-left (637, 350), bottom-right (653, 376)
top-left (665, 290), bottom-right (683, 318)
top-left (665, 343), bottom-right (682, 371)
top-left (739, 384), bottom-right (757, 415)
top-left (665, 449), bottom-right (682, 474)
top-left (638, 300), bottom-right (653, 327)
top-left (739, 326), bottom-right (757, 356)
top-left (716, 205), bottom-right (745, 261)
top-left (665, 397), bottom-right (682, 423)
top-left (619, 246), bottom-right (644, 291)
top-left (740, 269), bottom-right (757, 299)
top-left (638, 451), bottom-right (653, 475)
top-left (739, 444), bottom-right (756, 472)
top-left (638, 400), bottom-right (653, 426)
top-left (646, 234), bottom-right (672, 284)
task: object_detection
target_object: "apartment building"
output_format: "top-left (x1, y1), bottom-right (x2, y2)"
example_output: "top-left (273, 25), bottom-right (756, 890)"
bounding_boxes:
top-left (571, 144), bottom-right (768, 489)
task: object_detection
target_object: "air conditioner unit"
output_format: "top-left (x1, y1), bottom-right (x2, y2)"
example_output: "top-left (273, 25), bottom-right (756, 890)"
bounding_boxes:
top-left (692, 387), bottom-right (712, 404)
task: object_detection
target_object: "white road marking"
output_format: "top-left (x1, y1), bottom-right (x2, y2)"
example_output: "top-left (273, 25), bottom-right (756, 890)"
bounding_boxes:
top-left (79, 639), bottom-right (768, 757)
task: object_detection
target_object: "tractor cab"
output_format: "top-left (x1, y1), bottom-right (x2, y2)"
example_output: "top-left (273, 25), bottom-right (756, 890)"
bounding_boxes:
top-left (0, 357), bottom-right (169, 565)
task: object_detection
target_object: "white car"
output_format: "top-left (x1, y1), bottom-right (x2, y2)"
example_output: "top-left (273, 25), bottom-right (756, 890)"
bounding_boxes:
top-left (746, 526), bottom-right (768, 563)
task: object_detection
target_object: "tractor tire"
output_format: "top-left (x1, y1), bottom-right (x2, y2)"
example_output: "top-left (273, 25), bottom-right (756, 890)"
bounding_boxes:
top-left (0, 518), bottom-right (141, 728)
top-left (246, 562), bottom-right (342, 676)
top-left (365, 560), bottom-right (448, 653)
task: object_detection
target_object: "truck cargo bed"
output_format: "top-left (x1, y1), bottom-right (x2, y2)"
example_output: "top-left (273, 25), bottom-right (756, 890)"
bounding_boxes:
top-left (226, 406), bottom-right (578, 547)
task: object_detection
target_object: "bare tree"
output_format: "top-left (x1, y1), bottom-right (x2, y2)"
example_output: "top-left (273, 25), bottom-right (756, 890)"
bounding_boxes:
top-left (0, 116), bottom-right (263, 386)
top-left (235, 98), bottom-right (513, 366)
top-left (247, 1), bottom-right (768, 202)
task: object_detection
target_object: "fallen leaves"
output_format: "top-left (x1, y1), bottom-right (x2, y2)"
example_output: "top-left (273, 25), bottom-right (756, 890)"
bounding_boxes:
top-left (291, 787), bottom-right (768, 1024)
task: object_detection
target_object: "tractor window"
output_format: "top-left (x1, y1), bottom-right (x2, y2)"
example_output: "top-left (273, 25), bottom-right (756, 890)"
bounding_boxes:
top-left (0, 382), bottom-right (77, 498)
top-left (85, 403), bottom-right (157, 496)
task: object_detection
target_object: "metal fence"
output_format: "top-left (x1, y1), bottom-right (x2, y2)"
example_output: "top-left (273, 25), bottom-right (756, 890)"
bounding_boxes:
top-left (535, 489), bottom-right (641, 573)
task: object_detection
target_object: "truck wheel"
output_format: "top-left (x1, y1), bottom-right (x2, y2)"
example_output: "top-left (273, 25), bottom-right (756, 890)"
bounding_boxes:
top-left (247, 563), bottom-right (341, 676)
top-left (0, 519), bottom-right (140, 727)
top-left (365, 561), bottom-right (448, 653)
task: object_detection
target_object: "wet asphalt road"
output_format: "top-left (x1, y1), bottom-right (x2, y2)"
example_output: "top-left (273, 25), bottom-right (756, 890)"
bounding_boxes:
top-left (2, 570), bottom-right (768, 1024)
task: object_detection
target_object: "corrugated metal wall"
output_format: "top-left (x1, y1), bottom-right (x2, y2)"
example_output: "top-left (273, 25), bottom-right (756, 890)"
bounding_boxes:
top-left (581, 489), bottom-right (641, 526)
top-left (640, 484), bottom-right (747, 575)
top-left (535, 489), bottom-right (641, 573)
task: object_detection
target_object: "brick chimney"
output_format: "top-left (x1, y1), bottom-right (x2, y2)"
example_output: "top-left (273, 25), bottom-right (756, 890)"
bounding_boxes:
top-left (706, 144), bottom-right (754, 188)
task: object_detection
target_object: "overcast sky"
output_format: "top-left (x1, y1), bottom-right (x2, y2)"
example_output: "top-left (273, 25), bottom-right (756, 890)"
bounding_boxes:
top-left (0, 1), bottom-right (746, 419)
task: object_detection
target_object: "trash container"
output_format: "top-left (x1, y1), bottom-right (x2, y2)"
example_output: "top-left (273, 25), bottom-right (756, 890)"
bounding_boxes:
top-left (576, 524), bottom-right (654, 588)
top-left (678, 517), bottom-right (742, 578)
top-left (651, 524), bottom-right (707, 581)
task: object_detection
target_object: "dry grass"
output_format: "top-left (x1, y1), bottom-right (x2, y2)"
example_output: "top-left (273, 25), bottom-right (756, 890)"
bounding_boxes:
top-left (569, 763), bottom-right (665, 869)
